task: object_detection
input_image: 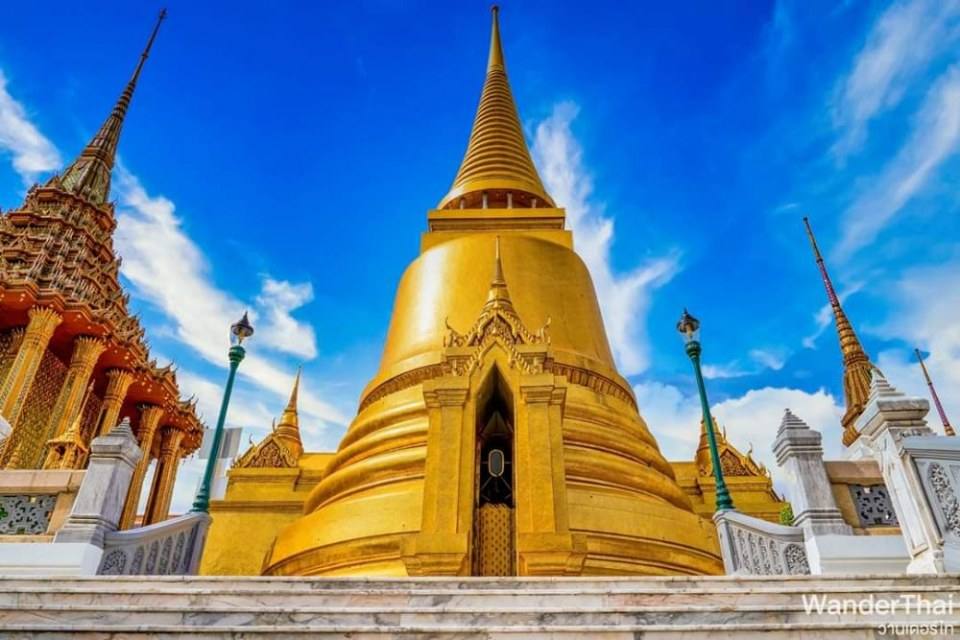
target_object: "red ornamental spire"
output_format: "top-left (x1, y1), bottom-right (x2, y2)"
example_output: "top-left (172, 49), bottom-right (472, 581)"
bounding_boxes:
top-left (52, 9), bottom-right (167, 206)
top-left (915, 348), bottom-right (955, 436)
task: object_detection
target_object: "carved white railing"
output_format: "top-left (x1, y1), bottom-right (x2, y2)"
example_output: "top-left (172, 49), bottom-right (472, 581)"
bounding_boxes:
top-left (98, 511), bottom-right (210, 576)
top-left (714, 509), bottom-right (810, 576)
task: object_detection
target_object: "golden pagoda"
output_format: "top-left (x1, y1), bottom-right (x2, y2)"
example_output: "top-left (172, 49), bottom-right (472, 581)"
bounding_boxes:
top-left (803, 218), bottom-right (881, 446)
top-left (248, 7), bottom-right (722, 577)
top-left (0, 10), bottom-right (203, 526)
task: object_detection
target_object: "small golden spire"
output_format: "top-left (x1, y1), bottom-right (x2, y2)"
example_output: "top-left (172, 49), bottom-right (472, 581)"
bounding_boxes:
top-left (275, 367), bottom-right (303, 458)
top-left (485, 236), bottom-right (515, 311)
top-left (915, 348), bottom-right (955, 436)
top-left (54, 9), bottom-right (167, 205)
top-left (439, 7), bottom-right (554, 210)
top-left (803, 217), bottom-right (879, 446)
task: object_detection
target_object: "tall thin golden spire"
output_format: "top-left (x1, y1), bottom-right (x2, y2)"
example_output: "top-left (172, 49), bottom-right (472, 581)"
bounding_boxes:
top-left (275, 367), bottom-right (303, 458)
top-left (803, 217), bottom-right (879, 446)
top-left (439, 6), bottom-right (554, 211)
top-left (915, 348), bottom-right (955, 436)
top-left (53, 9), bottom-right (167, 206)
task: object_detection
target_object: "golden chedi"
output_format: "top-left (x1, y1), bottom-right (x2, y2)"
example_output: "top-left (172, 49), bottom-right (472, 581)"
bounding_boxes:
top-left (263, 7), bottom-right (721, 577)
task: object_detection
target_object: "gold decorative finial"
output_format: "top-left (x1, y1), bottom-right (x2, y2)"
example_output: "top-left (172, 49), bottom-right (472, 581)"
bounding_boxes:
top-left (488, 5), bottom-right (504, 72)
top-left (274, 367), bottom-right (303, 458)
top-left (803, 217), bottom-right (880, 446)
top-left (485, 236), bottom-right (515, 311)
top-left (53, 9), bottom-right (167, 206)
top-left (915, 348), bottom-right (955, 436)
top-left (439, 7), bottom-right (554, 210)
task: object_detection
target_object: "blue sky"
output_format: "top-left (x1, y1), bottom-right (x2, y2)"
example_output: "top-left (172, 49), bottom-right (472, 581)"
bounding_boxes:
top-left (1, 1), bottom-right (959, 510)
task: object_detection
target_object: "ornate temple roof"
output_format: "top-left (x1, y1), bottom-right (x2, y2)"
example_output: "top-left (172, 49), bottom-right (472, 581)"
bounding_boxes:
top-left (0, 10), bottom-right (202, 451)
top-left (803, 218), bottom-right (880, 446)
top-left (695, 416), bottom-right (772, 481)
top-left (438, 7), bottom-right (555, 210)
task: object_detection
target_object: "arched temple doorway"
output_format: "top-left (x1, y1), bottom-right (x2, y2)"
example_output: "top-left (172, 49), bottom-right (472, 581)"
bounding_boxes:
top-left (472, 369), bottom-right (515, 576)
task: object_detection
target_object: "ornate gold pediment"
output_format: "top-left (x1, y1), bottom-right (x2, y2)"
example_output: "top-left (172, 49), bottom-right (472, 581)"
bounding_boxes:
top-left (234, 436), bottom-right (298, 469)
top-left (441, 239), bottom-right (550, 377)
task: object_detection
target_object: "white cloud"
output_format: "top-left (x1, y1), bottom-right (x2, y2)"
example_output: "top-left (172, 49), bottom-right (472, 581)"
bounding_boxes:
top-left (636, 381), bottom-right (845, 491)
top-left (255, 278), bottom-right (318, 359)
top-left (872, 258), bottom-right (960, 434)
top-left (831, 0), bottom-right (960, 158)
top-left (0, 70), bottom-right (61, 184)
top-left (836, 66), bottom-right (960, 259)
top-left (112, 165), bottom-right (347, 429)
top-left (532, 101), bottom-right (680, 375)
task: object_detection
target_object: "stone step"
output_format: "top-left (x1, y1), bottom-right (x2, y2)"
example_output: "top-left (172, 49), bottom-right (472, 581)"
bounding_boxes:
top-left (1, 574), bottom-right (957, 592)
top-left (1, 575), bottom-right (956, 638)
top-left (2, 585), bottom-right (957, 609)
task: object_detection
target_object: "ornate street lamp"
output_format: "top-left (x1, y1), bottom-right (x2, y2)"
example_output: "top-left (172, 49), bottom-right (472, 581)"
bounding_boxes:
top-left (677, 309), bottom-right (734, 512)
top-left (191, 312), bottom-right (254, 513)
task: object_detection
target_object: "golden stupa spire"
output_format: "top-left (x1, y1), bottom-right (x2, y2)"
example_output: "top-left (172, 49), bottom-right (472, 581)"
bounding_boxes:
top-left (439, 6), bottom-right (554, 211)
top-left (52, 9), bottom-right (167, 206)
top-left (275, 367), bottom-right (303, 458)
top-left (803, 217), bottom-right (879, 446)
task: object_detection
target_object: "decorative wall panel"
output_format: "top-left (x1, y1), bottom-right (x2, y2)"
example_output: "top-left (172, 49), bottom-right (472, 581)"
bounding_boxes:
top-left (849, 484), bottom-right (899, 527)
top-left (0, 494), bottom-right (57, 534)
top-left (14, 350), bottom-right (67, 468)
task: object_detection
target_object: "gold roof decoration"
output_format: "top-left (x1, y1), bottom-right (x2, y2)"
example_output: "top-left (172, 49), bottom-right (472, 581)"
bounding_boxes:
top-left (438, 6), bottom-right (555, 211)
top-left (803, 218), bottom-right (881, 446)
top-left (234, 370), bottom-right (304, 469)
top-left (42, 383), bottom-right (94, 470)
top-left (695, 416), bottom-right (771, 479)
top-left (442, 237), bottom-right (550, 376)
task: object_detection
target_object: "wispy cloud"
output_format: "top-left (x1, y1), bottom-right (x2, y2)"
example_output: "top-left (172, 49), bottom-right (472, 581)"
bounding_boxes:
top-left (0, 70), bottom-right (61, 184)
top-left (836, 65), bottom-right (960, 259)
top-left (872, 257), bottom-right (960, 432)
top-left (802, 282), bottom-right (864, 349)
top-left (831, 0), bottom-right (960, 159)
top-left (256, 278), bottom-right (318, 359)
top-left (532, 101), bottom-right (680, 375)
top-left (701, 348), bottom-right (789, 380)
top-left (112, 165), bottom-right (348, 428)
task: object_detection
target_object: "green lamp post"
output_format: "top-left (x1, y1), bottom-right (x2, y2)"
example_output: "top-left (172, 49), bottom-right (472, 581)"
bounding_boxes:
top-left (677, 309), bottom-right (734, 512)
top-left (191, 311), bottom-right (254, 513)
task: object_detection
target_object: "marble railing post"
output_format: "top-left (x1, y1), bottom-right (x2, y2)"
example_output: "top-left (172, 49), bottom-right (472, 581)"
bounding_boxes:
top-left (54, 417), bottom-right (141, 548)
top-left (119, 404), bottom-right (163, 530)
top-left (773, 409), bottom-right (851, 535)
top-left (142, 425), bottom-right (184, 524)
top-left (0, 307), bottom-right (62, 430)
top-left (854, 375), bottom-right (948, 573)
top-left (95, 368), bottom-right (135, 439)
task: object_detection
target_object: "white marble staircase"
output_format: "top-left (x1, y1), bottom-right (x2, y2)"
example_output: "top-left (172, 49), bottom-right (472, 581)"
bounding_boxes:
top-left (0, 574), bottom-right (957, 638)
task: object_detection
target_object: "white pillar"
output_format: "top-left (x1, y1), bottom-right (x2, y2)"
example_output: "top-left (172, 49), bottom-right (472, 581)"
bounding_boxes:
top-left (773, 409), bottom-right (852, 536)
top-left (54, 417), bottom-right (141, 548)
top-left (854, 374), bottom-right (956, 573)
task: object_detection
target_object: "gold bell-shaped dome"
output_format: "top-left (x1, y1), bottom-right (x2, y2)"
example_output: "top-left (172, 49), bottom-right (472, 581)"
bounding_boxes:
top-left (265, 7), bottom-right (721, 577)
